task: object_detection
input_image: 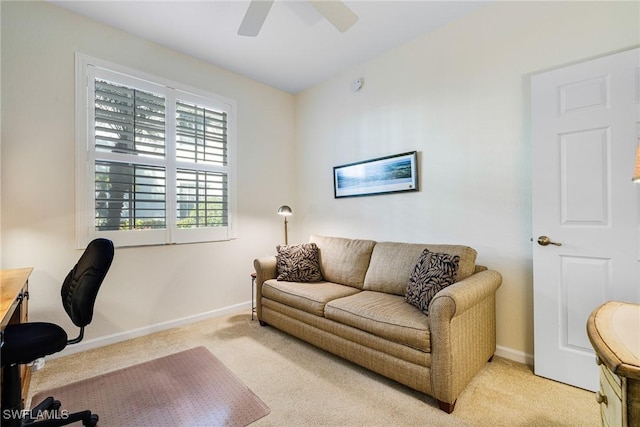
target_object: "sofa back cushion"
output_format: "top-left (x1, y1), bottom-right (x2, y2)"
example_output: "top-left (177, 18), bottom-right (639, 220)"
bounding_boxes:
top-left (309, 235), bottom-right (376, 289)
top-left (363, 242), bottom-right (477, 296)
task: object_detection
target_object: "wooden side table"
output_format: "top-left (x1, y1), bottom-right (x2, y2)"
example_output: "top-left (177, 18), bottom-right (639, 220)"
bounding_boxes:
top-left (587, 301), bottom-right (640, 427)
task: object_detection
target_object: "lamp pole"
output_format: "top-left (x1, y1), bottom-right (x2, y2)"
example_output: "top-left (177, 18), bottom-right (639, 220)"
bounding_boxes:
top-left (283, 216), bottom-right (289, 245)
top-left (277, 205), bottom-right (293, 245)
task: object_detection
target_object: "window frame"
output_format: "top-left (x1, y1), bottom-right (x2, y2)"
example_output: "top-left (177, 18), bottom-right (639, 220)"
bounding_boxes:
top-left (75, 53), bottom-right (237, 248)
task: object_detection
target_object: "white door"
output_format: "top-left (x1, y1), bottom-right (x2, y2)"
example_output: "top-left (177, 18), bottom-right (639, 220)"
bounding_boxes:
top-left (531, 47), bottom-right (640, 391)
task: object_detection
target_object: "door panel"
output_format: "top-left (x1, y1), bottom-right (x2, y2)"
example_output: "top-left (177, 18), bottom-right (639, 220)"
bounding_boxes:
top-left (561, 256), bottom-right (609, 350)
top-left (561, 127), bottom-right (609, 225)
top-left (532, 47), bottom-right (640, 391)
top-left (559, 75), bottom-right (609, 115)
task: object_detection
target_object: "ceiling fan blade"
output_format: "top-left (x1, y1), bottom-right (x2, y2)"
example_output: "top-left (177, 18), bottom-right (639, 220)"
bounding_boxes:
top-left (238, 0), bottom-right (275, 37)
top-left (309, 0), bottom-right (358, 33)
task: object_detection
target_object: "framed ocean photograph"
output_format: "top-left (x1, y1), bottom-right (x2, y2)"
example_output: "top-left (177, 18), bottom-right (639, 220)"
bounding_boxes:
top-left (333, 151), bottom-right (418, 198)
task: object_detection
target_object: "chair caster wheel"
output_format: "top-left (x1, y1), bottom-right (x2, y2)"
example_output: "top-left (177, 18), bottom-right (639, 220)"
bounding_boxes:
top-left (83, 414), bottom-right (99, 426)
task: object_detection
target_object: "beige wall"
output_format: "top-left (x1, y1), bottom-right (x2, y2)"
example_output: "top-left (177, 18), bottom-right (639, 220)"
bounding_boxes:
top-left (1, 1), bottom-right (295, 351)
top-left (294, 1), bottom-right (640, 360)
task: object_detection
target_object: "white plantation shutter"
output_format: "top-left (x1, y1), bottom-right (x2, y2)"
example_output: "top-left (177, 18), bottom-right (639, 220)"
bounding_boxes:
top-left (94, 80), bottom-right (166, 158)
top-left (175, 100), bottom-right (227, 165)
top-left (76, 54), bottom-right (237, 247)
top-left (95, 161), bottom-right (167, 231)
top-left (176, 170), bottom-right (228, 228)
top-left (93, 78), bottom-right (167, 233)
top-left (174, 98), bottom-right (229, 231)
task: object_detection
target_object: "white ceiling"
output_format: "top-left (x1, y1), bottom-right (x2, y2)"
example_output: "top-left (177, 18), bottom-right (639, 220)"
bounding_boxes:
top-left (50, 0), bottom-right (490, 93)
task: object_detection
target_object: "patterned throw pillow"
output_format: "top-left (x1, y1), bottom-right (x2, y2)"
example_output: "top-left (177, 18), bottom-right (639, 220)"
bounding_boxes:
top-left (405, 249), bottom-right (460, 315)
top-left (276, 243), bottom-right (324, 282)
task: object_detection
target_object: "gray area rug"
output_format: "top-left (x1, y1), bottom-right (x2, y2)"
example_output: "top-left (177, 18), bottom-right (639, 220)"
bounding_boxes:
top-left (30, 346), bottom-right (270, 426)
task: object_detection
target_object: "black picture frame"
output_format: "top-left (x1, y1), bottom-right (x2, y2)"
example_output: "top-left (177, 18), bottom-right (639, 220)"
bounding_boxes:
top-left (333, 151), bottom-right (419, 198)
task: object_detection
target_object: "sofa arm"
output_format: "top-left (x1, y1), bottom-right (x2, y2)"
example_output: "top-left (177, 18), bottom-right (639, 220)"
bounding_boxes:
top-left (428, 269), bottom-right (502, 407)
top-left (430, 268), bottom-right (501, 318)
top-left (253, 256), bottom-right (277, 320)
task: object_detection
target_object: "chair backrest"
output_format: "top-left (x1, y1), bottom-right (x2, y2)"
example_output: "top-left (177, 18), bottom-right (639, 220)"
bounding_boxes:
top-left (61, 238), bottom-right (114, 328)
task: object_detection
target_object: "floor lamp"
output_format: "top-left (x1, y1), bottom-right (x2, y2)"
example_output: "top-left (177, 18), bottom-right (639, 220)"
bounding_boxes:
top-left (277, 205), bottom-right (292, 245)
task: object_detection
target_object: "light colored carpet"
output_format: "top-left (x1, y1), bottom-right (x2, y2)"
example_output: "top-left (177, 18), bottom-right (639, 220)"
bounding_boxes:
top-left (28, 311), bottom-right (600, 426)
top-left (30, 347), bottom-right (269, 426)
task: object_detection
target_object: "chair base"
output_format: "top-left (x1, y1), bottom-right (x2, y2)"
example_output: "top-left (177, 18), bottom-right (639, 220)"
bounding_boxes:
top-left (1, 365), bottom-right (98, 427)
top-left (3, 396), bottom-right (98, 427)
top-left (19, 396), bottom-right (98, 427)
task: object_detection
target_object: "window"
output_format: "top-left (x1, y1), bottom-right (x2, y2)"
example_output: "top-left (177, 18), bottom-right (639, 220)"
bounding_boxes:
top-left (75, 54), bottom-right (237, 248)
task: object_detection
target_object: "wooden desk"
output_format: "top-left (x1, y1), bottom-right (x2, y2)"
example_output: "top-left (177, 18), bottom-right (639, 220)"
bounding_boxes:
top-left (1, 267), bottom-right (33, 403)
top-left (587, 301), bottom-right (640, 427)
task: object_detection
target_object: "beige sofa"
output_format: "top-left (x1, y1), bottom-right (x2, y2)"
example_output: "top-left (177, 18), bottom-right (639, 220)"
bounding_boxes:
top-left (253, 235), bottom-right (502, 413)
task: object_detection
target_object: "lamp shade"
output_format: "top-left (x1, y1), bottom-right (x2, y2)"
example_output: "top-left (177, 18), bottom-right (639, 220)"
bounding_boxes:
top-left (634, 143), bottom-right (640, 182)
top-left (277, 205), bottom-right (293, 216)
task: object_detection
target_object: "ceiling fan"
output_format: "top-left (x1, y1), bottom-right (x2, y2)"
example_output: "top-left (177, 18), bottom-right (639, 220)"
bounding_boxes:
top-left (238, 0), bottom-right (359, 37)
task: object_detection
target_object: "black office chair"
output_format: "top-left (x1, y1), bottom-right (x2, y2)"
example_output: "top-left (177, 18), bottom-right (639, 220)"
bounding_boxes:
top-left (1, 238), bottom-right (114, 427)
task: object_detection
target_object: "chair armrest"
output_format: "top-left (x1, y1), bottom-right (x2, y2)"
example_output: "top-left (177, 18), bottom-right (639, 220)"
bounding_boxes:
top-left (428, 269), bottom-right (502, 405)
top-left (253, 256), bottom-right (277, 320)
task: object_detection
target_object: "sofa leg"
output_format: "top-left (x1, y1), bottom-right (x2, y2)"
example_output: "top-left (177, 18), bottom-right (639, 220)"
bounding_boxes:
top-left (259, 320), bottom-right (268, 326)
top-left (437, 400), bottom-right (456, 414)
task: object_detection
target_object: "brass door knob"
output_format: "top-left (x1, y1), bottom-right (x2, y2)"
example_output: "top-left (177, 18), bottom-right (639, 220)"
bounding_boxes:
top-left (595, 391), bottom-right (608, 406)
top-left (537, 236), bottom-right (562, 246)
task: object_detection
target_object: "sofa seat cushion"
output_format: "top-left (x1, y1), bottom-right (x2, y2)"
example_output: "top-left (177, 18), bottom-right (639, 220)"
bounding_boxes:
top-left (262, 279), bottom-right (360, 317)
top-left (363, 242), bottom-right (477, 296)
top-left (324, 291), bottom-right (430, 353)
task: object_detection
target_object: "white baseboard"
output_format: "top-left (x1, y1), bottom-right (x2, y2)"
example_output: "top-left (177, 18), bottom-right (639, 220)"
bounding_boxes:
top-left (495, 344), bottom-right (534, 366)
top-left (50, 301), bottom-right (251, 360)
